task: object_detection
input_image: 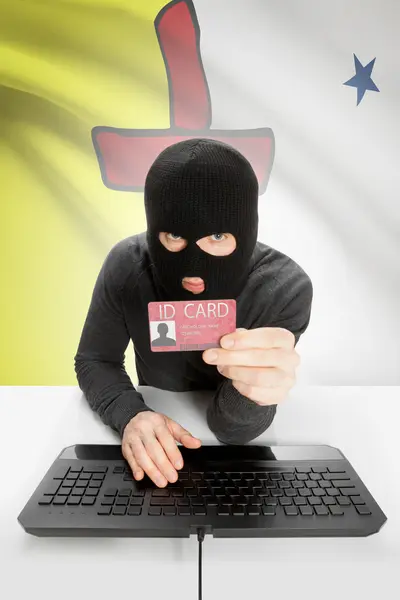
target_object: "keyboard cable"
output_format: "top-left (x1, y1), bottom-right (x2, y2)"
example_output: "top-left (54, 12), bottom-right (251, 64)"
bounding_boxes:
top-left (197, 528), bottom-right (206, 600)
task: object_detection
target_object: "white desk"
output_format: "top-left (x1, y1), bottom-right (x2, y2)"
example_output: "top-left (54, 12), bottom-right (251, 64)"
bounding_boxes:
top-left (1, 386), bottom-right (399, 600)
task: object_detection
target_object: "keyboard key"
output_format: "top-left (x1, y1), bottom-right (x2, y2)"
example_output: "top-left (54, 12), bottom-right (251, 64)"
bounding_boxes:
top-left (315, 505), bottom-right (329, 516)
top-left (172, 491), bottom-right (184, 498)
top-left (178, 506), bottom-right (191, 516)
top-left (193, 507), bottom-right (207, 516)
top-left (329, 505), bottom-right (344, 516)
top-left (278, 481), bottom-right (290, 489)
top-left (327, 466), bottom-right (348, 473)
top-left (292, 481), bottom-right (304, 489)
top-left (98, 506), bottom-right (112, 515)
top-left (79, 473), bottom-right (91, 480)
top-left (69, 468), bottom-right (82, 474)
top-left (132, 490), bottom-right (145, 497)
top-left (294, 497), bottom-right (307, 506)
top-left (104, 488), bottom-right (118, 497)
top-left (284, 506), bottom-right (299, 516)
top-left (88, 481), bottom-right (102, 489)
top-left (319, 480), bottom-right (332, 488)
top-left (311, 466), bottom-right (327, 473)
top-left (229, 473), bottom-right (241, 480)
top-left (355, 505), bottom-right (371, 515)
top-left (348, 496), bottom-right (364, 506)
top-left (312, 489), bottom-right (326, 496)
top-left (54, 467), bottom-right (70, 479)
top-left (242, 473), bottom-right (254, 480)
top-left (75, 481), bottom-right (88, 488)
top-left (296, 466), bottom-right (311, 473)
top-left (279, 497), bottom-right (293, 506)
top-left (217, 507), bottom-right (230, 516)
top-left (53, 496), bottom-right (67, 505)
top-left (57, 487), bottom-right (71, 496)
top-left (247, 506), bottom-right (261, 516)
top-left (204, 472), bottom-right (215, 481)
top-left (205, 497), bottom-right (219, 506)
top-left (129, 498), bottom-right (143, 506)
top-left (305, 481), bottom-right (318, 488)
top-left (296, 473), bottom-right (308, 481)
top-left (150, 498), bottom-right (175, 506)
top-left (326, 488), bottom-right (340, 496)
top-left (38, 497), bottom-right (53, 505)
top-left (283, 473), bottom-right (295, 481)
top-left (85, 489), bottom-right (99, 497)
top-left (300, 505), bottom-right (313, 515)
top-left (323, 472), bottom-right (349, 480)
top-left (71, 489), bottom-right (85, 496)
top-left (163, 507), bottom-right (177, 516)
top-left (262, 505), bottom-right (276, 515)
top-left (128, 506), bottom-right (142, 516)
top-left (62, 481), bottom-right (74, 488)
top-left (116, 497), bottom-right (129, 506)
top-left (298, 489), bottom-right (311, 497)
top-left (284, 489), bottom-right (297, 497)
top-left (152, 489), bottom-right (170, 497)
top-left (264, 498), bottom-right (278, 506)
top-left (332, 480), bottom-right (355, 488)
top-left (178, 472), bottom-right (189, 480)
top-left (232, 506), bottom-right (245, 516)
top-left (66, 473), bottom-right (79, 480)
top-left (343, 488), bottom-right (363, 499)
top-left (265, 481), bottom-right (277, 489)
top-left (92, 473), bottom-right (105, 481)
top-left (191, 498), bottom-right (206, 507)
top-left (113, 506), bottom-right (126, 515)
top-left (337, 496), bottom-right (352, 506)
top-left (81, 497), bottom-right (96, 506)
top-left (270, 473), bottom-right (281, 481)
top-left (308, 497), bottom-right (322, 505)
top-left (90, 466), bottom-right (108, 473)
top-left (113, 466), bottom-right (125, 474)
top-left (67, 497), bottom-right (81, 506)
top-left (44, 481), bottom-right (61, 495)
top-left (309, 473), bottom-right (322, 481)
top-left (148, 507), bottom-right (162, 516)
top-left (322, 497), bottom-right (336, 506)
top-left (177, 499), bottom-right (190, 506)
top-left (118, 489), bottom-right (132, 497)
top-left (191, 473), bottom-right (203, 481)
top-left (271, 489), bottom-right (283, 497)
top-left (101, 498), bottom-right (115, 506)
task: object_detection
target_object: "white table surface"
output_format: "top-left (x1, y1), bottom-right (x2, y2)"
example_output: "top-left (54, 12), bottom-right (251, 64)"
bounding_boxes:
top-left (1, 385), bottom-right (399, 600)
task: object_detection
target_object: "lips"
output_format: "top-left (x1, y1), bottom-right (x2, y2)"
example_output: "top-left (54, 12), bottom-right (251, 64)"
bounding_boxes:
top-left (182, 278), bottom-right (205, 293)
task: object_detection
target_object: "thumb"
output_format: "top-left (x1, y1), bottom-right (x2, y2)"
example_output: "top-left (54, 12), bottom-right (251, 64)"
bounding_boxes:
top-left (168, 419), bottom-right (202, 448)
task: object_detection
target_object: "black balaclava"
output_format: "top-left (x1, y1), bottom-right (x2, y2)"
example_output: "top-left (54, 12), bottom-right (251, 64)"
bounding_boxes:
top-left (144, 138), bottom-right (259, 301)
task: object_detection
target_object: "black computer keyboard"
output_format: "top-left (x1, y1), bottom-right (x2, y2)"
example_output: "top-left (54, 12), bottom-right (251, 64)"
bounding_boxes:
top-left (18, 444), bottom-right (387, 537)
top-left (37, 464), bottom-right (371, 519)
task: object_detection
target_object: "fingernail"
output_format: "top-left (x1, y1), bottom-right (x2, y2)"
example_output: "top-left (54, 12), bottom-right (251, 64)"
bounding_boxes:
top-left (156, 477), bottom-right (166, 487)
top-left (205, 350), bottom-right (218, 363)
top-left (222, 337), bottom-right (234, 348)
top-left (217, 365), bottom-right (224, 373)
top-left (175, 460), bottom-right (183, 469)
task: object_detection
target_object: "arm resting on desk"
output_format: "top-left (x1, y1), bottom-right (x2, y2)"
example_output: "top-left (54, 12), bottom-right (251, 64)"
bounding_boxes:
top-left (74, 244), bottom-right (152, 436)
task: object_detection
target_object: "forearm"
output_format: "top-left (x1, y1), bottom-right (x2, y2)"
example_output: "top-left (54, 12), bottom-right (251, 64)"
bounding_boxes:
top-left (75, 356), bottom-right (152, 436)
top-left (207, 380), bottom-right (277, 445)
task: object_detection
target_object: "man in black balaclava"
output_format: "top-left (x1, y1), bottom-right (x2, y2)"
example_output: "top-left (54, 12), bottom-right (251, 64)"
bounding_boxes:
top-left (75, 138), bottom-right (313, 489)
top-left (144, 137), bottom-right (258, 301)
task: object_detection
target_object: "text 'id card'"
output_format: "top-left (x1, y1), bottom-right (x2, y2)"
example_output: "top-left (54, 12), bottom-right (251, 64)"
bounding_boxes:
top-left (148, 299), bottom-right (236, 352)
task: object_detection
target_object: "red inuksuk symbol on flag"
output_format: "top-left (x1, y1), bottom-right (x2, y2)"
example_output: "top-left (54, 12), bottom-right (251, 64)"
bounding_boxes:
top-left (92, 0), bottom-right (275, 195)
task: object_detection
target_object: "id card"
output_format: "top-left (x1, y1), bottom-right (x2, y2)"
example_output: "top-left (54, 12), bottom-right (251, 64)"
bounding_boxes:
top-left (148, 299), bottom-right (236, 352)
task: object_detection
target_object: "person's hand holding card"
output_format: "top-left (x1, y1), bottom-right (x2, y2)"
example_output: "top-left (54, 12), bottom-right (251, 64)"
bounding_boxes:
top-left (203, 327), bottom-right (300, 405)
top-left (122, 412), bottom-right (201, 487)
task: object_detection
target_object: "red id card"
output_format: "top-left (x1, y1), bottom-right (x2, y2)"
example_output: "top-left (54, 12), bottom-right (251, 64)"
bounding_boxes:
top-left (148, 299), bottom-right (236, 352)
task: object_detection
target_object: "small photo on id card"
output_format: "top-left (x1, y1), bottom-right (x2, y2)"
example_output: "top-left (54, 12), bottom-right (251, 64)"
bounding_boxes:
top-left (148, 299), bottom-right (236, 352)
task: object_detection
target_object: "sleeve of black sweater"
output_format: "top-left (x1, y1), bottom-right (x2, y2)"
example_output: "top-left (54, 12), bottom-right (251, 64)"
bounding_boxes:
top-left (206, 264), bottom-right (313, 445)
top-left (74, 246), bottom-right (152, 436)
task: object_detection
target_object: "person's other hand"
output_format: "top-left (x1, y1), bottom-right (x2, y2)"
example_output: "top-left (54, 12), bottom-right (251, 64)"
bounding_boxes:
top-left (122, 412), bottom-right (201, 487)
top-left (203, 327), bottom-right (299, 406)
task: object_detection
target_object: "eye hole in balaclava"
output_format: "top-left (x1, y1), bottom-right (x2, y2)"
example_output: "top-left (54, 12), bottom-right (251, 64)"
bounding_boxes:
top-left (144, 138), bottom-right (259, 301)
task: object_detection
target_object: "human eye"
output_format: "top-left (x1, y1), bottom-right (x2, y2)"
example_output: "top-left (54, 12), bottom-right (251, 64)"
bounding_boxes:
top-left (210, 233), bottom-right (227, 242)
top-left (166, 233), bottom-right (183, 241)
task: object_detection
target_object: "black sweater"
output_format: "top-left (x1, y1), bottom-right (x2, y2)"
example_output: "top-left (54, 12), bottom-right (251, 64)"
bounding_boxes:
top-left (74, 232), bottom-right (313, 444)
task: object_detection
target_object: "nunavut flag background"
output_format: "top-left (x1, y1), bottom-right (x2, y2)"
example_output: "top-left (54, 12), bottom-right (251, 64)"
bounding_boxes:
top-left (1, 0), bottom-right (399, 386)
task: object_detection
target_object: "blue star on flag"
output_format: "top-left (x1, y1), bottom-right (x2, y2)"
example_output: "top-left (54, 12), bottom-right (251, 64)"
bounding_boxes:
top-left (344, 54), bottom-right (379, 105)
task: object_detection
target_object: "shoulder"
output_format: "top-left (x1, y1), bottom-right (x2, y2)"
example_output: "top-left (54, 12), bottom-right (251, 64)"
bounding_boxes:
top-left (244, 240), bottom-right (313, 326)
top-left (102, 231), bottom-right (151, 291)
